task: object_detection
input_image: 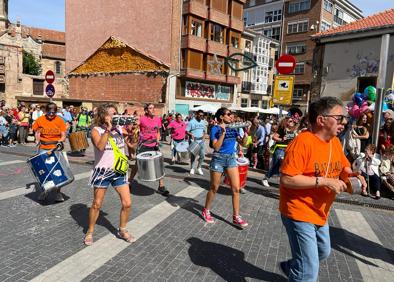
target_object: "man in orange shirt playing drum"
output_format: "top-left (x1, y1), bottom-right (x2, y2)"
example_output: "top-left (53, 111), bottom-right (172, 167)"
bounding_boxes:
top-left (279, 97), bottom-right (366, 282)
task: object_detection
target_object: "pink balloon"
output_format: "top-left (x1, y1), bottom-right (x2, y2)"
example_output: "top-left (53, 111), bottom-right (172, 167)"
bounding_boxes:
top-left (360, 101), bottom-right (369, 114)
top-left (349, 104), bottom-right (361, 118)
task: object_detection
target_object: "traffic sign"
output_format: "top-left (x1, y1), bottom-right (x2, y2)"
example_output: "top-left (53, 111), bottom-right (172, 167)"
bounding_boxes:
top-left (45, 70), bottom-right (55, 84)
top-left (275, 55), bottom-right (296, 75)
top-left (273, 75), bottom-right (294, 105)
top-left (45, 84), bottom-right (55, 98)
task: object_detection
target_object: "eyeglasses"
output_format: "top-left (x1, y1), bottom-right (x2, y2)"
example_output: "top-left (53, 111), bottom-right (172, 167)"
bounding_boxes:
top-left (322, 115), bottom-right (348, 124)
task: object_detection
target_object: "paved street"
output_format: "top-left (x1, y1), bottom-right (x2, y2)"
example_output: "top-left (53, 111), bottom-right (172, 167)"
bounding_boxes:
top-left (0, 144), bottom-right (393, 282)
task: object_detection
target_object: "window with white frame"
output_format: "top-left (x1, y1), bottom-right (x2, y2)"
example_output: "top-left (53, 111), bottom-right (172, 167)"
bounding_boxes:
top-left (241, 98), bottom-right (248, 107)
top-left (286, 42), bottom-right (306, 55)
top-left (287, 20), bottom-right (308, 34)
top-left (323, 0), bottom-right (333, 13)
top-left (293, 63), bottom-right (305, 75)
top-left (321, 21), bottom-right (331, 32)
top-left (288, 0), bottom-right (311, 13)
top-left (265, 10), bottom-right (282, 23)
top-left (191, 19), bottom-right (202, 37)
top-left (251, 99), bottom-right (259, 107)
top-left (293, 88), bottom-right (303, 99)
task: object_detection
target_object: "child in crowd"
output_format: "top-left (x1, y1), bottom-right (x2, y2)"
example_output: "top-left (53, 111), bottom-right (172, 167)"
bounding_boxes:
top-left (352, 144), bottom-right (381, 199)
top-left (380, 145), bottom-right (394, 198)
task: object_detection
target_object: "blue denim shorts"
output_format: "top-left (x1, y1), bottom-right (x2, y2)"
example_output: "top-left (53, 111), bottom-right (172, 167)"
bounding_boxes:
top-left (90, 168), bottom-right (128, 189)
top-left (209, 152), bottom-right (238, 173)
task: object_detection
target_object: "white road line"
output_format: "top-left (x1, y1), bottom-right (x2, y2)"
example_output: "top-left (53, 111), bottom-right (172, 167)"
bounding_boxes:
top-left (0, 171), bottom-right (91, 201)
top-left (0, 160), bottom-right (25, 166)
top-left (31, 185), bottom-right (204, 282)
top-left (336, 209), bottom-right (394, 282)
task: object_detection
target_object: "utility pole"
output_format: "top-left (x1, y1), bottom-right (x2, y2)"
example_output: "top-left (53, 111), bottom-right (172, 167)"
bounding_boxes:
top-left (372, 34), bottom-right (390, 146)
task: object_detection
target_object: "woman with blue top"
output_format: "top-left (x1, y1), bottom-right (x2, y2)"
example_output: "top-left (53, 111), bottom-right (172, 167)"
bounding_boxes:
top-left (202, 107), bottom-right (249, 228)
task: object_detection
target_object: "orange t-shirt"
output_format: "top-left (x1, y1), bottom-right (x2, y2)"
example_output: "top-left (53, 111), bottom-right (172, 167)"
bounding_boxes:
top-left (279, 131), bottom-right (350, 226)
top-left (32, 115), bottom-right (67, 150)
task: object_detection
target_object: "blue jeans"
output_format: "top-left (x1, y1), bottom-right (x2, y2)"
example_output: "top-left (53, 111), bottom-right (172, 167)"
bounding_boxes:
top-left (281, 215), bottom-right (331, 282)
top-left (267, 148), bottom-right (285, 177)
top-left (190, 140), bottom-right (205, 170)
top-left (209, 152), bottom-right (237, 173)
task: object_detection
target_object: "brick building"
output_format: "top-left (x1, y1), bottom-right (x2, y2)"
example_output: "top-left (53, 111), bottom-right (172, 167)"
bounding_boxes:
top-left (174, 0), bottom-right (247, 115)
top-left (66, 0), bottom-right (181, 114)
top-left (245, 0), bottom-right (363, 109)
top-left (0, 0), bottom-right (66, 108)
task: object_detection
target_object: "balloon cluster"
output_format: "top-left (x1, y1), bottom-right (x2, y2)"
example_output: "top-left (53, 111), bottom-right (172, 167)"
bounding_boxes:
top-left (347, 86), bottom-right (383, 118)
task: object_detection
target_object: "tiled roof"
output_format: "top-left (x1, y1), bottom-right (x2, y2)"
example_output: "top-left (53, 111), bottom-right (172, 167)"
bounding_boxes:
top-left (22, 26), bottom-right (65, 43)
top-left (314, 8), bottom-right (394, 38)
top-left (42, 43), bottom-right (65, 60)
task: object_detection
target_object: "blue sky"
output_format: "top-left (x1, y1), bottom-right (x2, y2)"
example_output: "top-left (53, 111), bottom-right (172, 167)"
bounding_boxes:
top-left (7, 0), bottom-right (394, 31)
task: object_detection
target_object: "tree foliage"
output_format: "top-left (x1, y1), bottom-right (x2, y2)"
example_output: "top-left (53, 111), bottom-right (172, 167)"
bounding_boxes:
top-left (23, 51), bottom-right (42, 75)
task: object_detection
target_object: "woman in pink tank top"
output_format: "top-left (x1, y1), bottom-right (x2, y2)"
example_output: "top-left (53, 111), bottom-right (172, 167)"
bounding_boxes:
top-left (84, 104), bottom-right (136, 246)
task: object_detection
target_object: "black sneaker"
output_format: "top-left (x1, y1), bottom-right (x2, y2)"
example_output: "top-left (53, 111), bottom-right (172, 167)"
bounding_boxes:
top-left (279, 260), bottom-right (290, 278)
top-left (158, 186), bottom-right (169, 196)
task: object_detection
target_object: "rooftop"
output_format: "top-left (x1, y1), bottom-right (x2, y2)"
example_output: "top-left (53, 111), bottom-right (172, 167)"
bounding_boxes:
top-left (314, 8), bottom-right (394, 38)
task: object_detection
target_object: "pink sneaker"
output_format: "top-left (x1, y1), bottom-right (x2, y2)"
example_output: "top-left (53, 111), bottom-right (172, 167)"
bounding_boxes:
top-left (233, 215), bottom-right (248, 228)
top-left (202, 208), bottom-right (214, 223)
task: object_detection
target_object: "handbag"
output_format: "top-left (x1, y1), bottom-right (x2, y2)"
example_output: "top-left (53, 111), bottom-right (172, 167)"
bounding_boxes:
top-left (108, 136), bottom-right (128, 175)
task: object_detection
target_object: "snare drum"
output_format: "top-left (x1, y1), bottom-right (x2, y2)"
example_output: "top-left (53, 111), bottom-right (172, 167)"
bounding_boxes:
top-left (188, 141), bottom-right (201, 156)
top-left (224, 157), bottom-right (249, 188)
top-left (137, 151), bottom-right (165, 181)
top-left (175, 141), bottom-right (189, 160)
top-left (27, 151), bottom-right (74, 192)
top-left (69, 131), bottom-right (89, 151)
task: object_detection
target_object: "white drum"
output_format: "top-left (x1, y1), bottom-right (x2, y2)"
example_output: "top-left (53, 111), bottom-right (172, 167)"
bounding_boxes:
top-left (137, 151), bottom-right (165, 182)
top-left (175, 141), bottom-right (189, 160)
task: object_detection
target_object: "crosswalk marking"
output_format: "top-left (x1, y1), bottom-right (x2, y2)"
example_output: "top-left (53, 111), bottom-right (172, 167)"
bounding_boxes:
top-left (0, 171), bottom-right (91, 201)
top-left (336, 209), bottom-right (394, 282)
top-left (0, 160), bottom-right (25, 166)
top-left (31, 185), bottom-right (205, 282)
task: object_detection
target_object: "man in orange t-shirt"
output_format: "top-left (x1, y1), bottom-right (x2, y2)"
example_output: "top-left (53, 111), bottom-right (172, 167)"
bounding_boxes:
top-left (32, 102), bottom-right (67, 202)
top-left (278, 97), bottom-right (366, 282)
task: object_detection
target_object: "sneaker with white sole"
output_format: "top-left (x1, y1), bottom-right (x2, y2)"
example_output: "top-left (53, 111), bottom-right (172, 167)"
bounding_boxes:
top-left (202, 208), bottom-right (214, 223)
top-left (190, 168), bottom-right (195, 175)
top-left (240, 188), bottom-right (246, 194)
top-left (233, 215), bottom-right (248, 228)
top-left (262, 178), bottom-right (270, 187)
top-left (197, 168), bottom-right (204, 175)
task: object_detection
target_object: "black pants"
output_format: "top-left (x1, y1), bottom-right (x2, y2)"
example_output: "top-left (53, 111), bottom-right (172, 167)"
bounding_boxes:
top-left (362, 172), bottom-right (381, 192)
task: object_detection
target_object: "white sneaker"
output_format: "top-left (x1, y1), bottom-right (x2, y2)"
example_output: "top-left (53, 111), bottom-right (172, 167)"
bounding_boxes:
top-left (262, 179), bottom-right (269, 187)
top-left (197, 168), bottom-right (204, 175)
top-left (190, 168), bottom-right (195, 175)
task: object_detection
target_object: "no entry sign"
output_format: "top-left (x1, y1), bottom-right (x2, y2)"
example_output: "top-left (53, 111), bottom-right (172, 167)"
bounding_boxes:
top-left (45, 70), bottom-right (55, 84)
top-left (275, 55), bottom-right (296, 75)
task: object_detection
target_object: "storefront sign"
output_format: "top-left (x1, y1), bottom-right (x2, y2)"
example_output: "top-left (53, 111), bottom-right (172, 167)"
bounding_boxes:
top-left (185, 81), bottom-right (230, 101)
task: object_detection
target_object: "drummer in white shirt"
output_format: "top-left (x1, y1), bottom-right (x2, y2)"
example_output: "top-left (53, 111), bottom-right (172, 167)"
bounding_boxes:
top-left (186, 110), bottom-right (207, 175)
top-left (167, 113), bottom-right (187, 164)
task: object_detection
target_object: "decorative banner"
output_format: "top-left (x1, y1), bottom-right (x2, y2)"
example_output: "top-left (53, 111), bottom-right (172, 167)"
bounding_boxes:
top-left (185, 81), bottom-right (231, 101)
top-left (273, 75), bottom-right (294, 105)
top-left (207, 54), bottom-right (224, 75)
top-left (185, 81), bottom-right (215, 99)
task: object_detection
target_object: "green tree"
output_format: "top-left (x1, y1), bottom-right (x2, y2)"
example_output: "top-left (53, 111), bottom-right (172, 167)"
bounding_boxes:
top-left (22, 51), bottom-right (42, 75)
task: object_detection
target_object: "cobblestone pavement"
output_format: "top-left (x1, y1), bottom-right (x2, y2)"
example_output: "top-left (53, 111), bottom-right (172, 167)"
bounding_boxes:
top-left (0, 148), bottom-right (393, 282)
